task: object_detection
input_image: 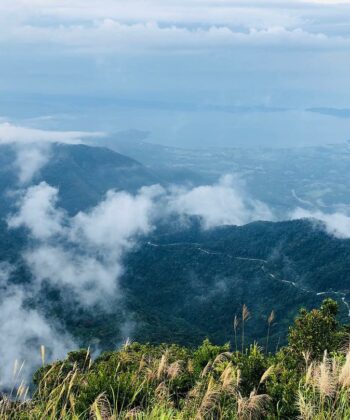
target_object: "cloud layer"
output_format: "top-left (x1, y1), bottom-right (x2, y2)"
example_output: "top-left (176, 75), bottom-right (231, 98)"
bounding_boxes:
top-left (8, 182), bottom-right (161, 306)
top-left (1, 0), bottom-right (350, 52)
top-left (0, 122), bottom-right (102, 145)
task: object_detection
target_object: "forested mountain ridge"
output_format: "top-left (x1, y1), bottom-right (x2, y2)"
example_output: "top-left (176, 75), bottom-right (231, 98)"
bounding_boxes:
top-left (120, 219), bottom-right (350, 348)
top-left (0, 143), bottom-right (160, 215)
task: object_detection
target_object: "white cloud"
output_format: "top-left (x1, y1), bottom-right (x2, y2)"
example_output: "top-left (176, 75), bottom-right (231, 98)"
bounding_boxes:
top-left (14, 144), bottom-right (51, 184)
top-left (24, 245), bottom-right (122, 306)
top-left (290, 207), bottom-right (350, 238)
top-left (0, 122), bottom-right (102, 145)
top-left (71, 185), bottom-right (163, 251)
top-left (168, 175), bottom-right (274, 228)
top-left (8, 182), bottom-right (65, 240)
top-left (0, 263), bottom-right (74, 389)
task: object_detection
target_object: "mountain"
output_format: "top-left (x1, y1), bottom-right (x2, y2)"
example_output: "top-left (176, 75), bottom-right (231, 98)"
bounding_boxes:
top-left (0, 143), bottom-right (160, 215)
top-left (39, 143), bottom-right (160, 213)
top-left (116, 219), bottom-right (350, 348)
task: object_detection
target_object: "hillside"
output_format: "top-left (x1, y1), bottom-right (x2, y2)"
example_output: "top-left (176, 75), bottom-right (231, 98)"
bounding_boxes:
top-left (29, 218), bottom-right (350, 351)
top-left (0, 143), bottom-right (160, 215)
top-left (118, 219), bottom-right (350, 347)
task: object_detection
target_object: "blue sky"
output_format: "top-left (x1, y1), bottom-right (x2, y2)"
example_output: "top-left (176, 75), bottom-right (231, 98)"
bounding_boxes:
top-left (1, 0), bottom-right (350, 147)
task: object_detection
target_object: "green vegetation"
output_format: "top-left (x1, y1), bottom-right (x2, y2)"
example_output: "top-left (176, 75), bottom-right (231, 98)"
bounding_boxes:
top-left (2, 299), bottom-right (350, 419)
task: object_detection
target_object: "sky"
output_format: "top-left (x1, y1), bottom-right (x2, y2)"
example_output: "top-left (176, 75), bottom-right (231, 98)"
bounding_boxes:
top-left (1, 0), bottom-right (350, 147)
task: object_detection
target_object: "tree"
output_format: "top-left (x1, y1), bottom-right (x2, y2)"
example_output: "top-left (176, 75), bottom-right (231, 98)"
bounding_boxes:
top-left (287, 298), bottom-right (342, 360)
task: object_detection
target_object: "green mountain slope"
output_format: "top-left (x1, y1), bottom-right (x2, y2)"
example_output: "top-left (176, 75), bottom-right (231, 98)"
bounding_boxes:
top-left (0, 143), bottom-right (160, 216)
top-left (115, 220), bottom-right (350, 348)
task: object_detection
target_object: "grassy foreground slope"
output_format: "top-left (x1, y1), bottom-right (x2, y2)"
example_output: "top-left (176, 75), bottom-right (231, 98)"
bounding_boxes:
top-left (2, 299), bottom-right (350, 419)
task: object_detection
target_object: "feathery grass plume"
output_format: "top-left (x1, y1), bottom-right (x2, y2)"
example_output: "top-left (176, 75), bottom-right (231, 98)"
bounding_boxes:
top-left (145, 366), bottom-right (157, 382)
top-left (187, 359), bottom-right (194, 374)
top-left (265, 310), bottom-right (275, 354)
top-left (84, 346), bottom-right (91, 370)
top-left (212, 352), bottom-right (232, 367)
top-left (23, 386), bottom-right (29, 401)
top-left (196, 377), bottom-right (221, 419)
top-left (200, 361), bottom-right (212, 378)
top-left (167, 360), bottom-right (182, 380)
top-left (237, 389), bottom-right (270, 420)
top-left (268, 310), bottom-right (275, 325)
top-left (241, 304), bottom-right (250, 353)
top-left (90, 392), bottom-right (113, 420)
top-left (69, 394), bottom-right (76, 417)
top-left (12, 359), bottom-right (18, 379)
top-left (314, 351), bottom-right (336, 397)
top-left (242, 304), bottom-right (250, 322)
top-left (17, 361), bottom-right (25, 379)
top-left (259, 365), bottom-right (275, 385)
top-left (297, 390), bottom-right (315, 420)
top-left (302, 351), bottom-right (311, 370)
top-left (220, 362), bottom-right (239, 394)
top-left (41, 345), bottom-right (45, 367)
top-left (15, 380), bottom-right (26, 400)
top-left (10, 359), bottom-right (25, 400)
top-left (88, 356), bottom-right (93, 371)
top-left (157, 352), bottom-right (169, 380)
top-left (236, 368), bottom-right (242, 387)
top-left (233, 315), bottom-right (239, 353)
top-left (305, 362), bottom-right (314, 385)
top-left (339, 351), bottom-right (350, 387)
top-left (138, 354), bottom-right (147, 373)
top-left (123, 337), bottom-right (132, 350)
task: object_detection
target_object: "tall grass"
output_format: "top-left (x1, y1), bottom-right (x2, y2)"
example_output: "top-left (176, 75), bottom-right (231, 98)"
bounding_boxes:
top-left (1, 302), bottom-right (350, 419)
top-left (297, 350), bottom-right (350, 419)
